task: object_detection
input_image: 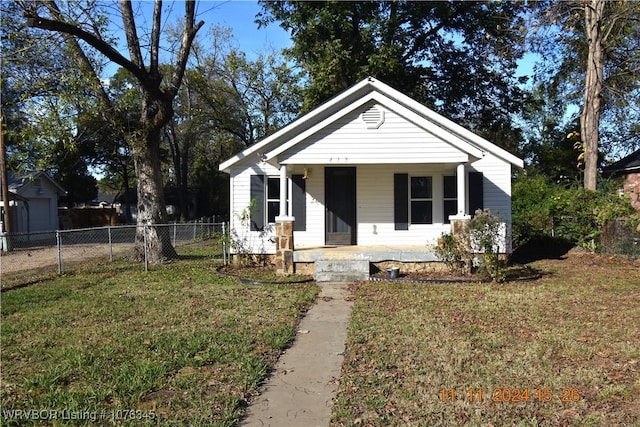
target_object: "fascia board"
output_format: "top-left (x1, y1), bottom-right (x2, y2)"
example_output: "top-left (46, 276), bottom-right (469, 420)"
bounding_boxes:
top-left (219, 79), bottom-right (373, 173)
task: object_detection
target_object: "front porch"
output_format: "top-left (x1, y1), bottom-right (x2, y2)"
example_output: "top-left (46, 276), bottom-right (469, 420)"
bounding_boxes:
top-left (291, 244), bottom-right (446, 281)
top-left (293, 244), bottom-right (439, 263)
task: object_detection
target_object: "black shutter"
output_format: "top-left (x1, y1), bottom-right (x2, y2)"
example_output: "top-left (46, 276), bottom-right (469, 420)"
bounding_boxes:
top-left (292, 175), bottom-right (306, 231)
top-left (469, 172), bottom-right (484, 216)
top-left (250, 175), bottom-right (265, 231)
top-left (394, 173), bottom-right (408, 230)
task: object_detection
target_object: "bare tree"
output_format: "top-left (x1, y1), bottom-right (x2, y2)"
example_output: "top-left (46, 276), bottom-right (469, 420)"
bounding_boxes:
top-left (22, 0), bottom-right (204, 262)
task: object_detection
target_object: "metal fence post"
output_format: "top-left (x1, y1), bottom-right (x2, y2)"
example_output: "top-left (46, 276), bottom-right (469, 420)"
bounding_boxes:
top-left (193, 220), bottom-right (197, 240)
top-left (143, 224), bottom-right (148, 273)
top-left (108, 226), bottom-right (113, 262)
top-left (173, 223), bottom-right (177, 247)
top-left (222, 221), bottom-right (227, 265)
top-left (56, 230), bottom-right (63, 274)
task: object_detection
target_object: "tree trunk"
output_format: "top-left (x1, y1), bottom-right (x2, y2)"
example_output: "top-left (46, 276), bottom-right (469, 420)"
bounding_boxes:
top-left (581, 0), bottom-right (605, 191)
top-left (132, 127), bottom-right (177, 262)
top-left (122, 164), bottom-right (133, 224)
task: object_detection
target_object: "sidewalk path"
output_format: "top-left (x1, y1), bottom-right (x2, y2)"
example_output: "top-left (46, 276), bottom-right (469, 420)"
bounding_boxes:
top-left (240, 282), bottom-right (354, 427)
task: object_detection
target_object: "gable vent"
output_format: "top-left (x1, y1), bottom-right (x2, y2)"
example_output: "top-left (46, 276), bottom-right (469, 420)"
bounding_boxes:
top-left (361, 106), bottom-right (385, 129)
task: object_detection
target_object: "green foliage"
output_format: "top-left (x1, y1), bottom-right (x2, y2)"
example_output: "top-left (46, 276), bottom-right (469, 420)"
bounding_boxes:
top-left (435, 210), bottom-right (507, 282)
top-left (512, 174), bottom-right (639, 250)
top-left (435, 232), bottom-right (471, 277)
top-left (258, 0), bottom-right (528, 148)
top-left (1, 247), bottom-right (319, 425)
top-left (468, 210), bottom-right (506, 282)
top-left (528, 1), bottom-right (640, 169)
top-left (228, 201), bottom-right (272, 267)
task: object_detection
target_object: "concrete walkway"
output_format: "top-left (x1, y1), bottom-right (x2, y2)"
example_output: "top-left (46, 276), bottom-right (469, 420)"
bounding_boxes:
top-left (240, 282), bottom-right (354, 427)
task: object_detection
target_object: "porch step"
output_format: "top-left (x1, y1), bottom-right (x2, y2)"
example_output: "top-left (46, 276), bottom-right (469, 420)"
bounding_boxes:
top-left (314, 259), bottom-right (370, 282)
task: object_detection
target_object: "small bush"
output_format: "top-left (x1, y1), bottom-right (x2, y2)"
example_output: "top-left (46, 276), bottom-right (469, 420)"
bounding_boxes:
top-left (435, 210), bottom-right (507, 282)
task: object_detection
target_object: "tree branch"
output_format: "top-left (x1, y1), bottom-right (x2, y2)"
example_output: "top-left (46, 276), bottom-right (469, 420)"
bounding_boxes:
top-left (150, 0), bottom-right (162, 76)
top-left (167, 0), bottom-right (205, 99)
top-left (24, 8), bottom-right (153, 92)
top-left (42, 1), bottom-right (113, 111)
top-left (118, 0), bottom-right (145, 68)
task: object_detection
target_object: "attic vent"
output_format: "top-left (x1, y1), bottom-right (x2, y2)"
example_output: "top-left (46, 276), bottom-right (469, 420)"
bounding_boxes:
top-left (361, 106), bottom-right (385, 129)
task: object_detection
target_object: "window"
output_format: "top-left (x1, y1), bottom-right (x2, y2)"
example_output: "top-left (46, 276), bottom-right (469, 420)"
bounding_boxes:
top-left (250, 175), bottom-right (298, 231)
top-left (267, 177), bottom-right (280, 223)
top-left (443, 175), bottom-right (457, 224)
top-left (410, 176), bottom-right (432, 224)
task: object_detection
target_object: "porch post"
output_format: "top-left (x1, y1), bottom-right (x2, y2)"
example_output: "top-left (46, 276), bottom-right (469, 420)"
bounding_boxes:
top-left (279, 164), bottom-right (288, 217)
top-left (456, 162), bottom-right (467, 215)
top-left (275, 164), bottom-right (295, 276)
top-left (449, 162), bottom-right (471, 235)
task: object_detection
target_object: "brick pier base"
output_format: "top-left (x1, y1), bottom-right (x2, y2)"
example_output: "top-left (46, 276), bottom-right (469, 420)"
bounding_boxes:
top-left (275, 219), bottom-right (294, 276)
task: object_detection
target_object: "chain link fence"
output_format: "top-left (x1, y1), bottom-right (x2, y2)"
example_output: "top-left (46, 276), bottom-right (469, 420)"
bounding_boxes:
top-left (599, 217), bottom-right (640, 257)
top-left (1, 222), bottom-right (227, 282)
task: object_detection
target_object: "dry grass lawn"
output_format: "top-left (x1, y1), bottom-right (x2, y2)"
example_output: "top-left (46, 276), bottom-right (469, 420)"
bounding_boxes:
top-left (332, 252), bottom-right (640, 426)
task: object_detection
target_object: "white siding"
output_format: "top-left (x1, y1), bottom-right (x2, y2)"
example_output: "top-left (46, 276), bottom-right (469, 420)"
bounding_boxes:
top-left (470, 153), bottom-right (512, 222)
top-left (278, 102), bottom-right (469, 165)
top-left (470, 153), bottom-right (514, 252)
top-left (294, 164), bottom-right (457, 248)
top-left (230, 159), bottom-right (514, 254)
top-left (355, 164), bottom-right (452, 247)
top-left (229, 164), bottom-right (281, 254)
top-left (292, 166), bottom-right (325, 248)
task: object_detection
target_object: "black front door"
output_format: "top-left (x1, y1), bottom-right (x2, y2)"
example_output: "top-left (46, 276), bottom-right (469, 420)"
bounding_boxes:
top-left (325, 167), bottom-right (356, 245)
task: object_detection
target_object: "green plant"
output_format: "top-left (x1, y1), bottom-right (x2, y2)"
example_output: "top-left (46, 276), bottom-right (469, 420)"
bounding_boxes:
top-left (468, 209), bottom-right (507, 282)
top-left (228, 200), bottom-right (273, 267)
top-left (435, 233), bottom-right (471, 276)
top-left (0, 247), bottom-right (319, 425)
top-left (435, 210), bottom-right (507, 281)
top-left (512, 174), bottom-right (639, 252)
top-left (335, 254), bottom-right (640, 426)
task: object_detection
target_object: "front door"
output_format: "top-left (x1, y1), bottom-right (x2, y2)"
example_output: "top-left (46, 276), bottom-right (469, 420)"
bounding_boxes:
top-left (325, 167), bottom-right (356, 245)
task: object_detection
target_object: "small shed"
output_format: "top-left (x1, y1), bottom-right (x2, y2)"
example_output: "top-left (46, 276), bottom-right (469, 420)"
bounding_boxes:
top-left (2, 171), bottom-right (66, 233)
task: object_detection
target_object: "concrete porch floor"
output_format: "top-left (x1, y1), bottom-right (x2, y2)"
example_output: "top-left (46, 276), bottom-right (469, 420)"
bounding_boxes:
top-left (293, 244), bottom-right (439, 263)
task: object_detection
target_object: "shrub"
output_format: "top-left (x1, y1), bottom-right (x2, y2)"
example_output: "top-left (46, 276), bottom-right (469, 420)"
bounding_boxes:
top-left (512, 174), bottom-right (638, 252)
top-left (468, 209), bottom-right (506, 281)
top-left (435, 209), bottom-right (507, 282)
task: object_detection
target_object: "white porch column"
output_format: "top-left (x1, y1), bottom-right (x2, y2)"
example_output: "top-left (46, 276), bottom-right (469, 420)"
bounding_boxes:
top-left (279, 164), bottom-right (288, 218)
top-left (456, 162), bottom-right (467, 215)
top-left (449, 162), bottom-right (470, 233)
top-left (275, 163), bottom-right (295, 276)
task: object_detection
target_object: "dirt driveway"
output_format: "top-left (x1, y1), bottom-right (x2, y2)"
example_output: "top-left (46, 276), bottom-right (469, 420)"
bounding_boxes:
top-left (1, 243), bottom-right (136, 276)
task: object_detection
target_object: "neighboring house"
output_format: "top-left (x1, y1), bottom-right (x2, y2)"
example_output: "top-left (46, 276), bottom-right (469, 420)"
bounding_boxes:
top-left (219, 78), bottom-right (523, 274)
top-left (1, 171), bottom-right (66, 234)
top-left (602, 148), bottom-right (640, 212)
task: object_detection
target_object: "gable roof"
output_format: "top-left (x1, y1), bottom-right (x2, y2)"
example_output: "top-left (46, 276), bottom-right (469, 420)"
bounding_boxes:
top-left (7, 170), bottom-right (66, 194)
top-left (219, 77), bottom-right (524, 172)
top-left (602, 149), bottom-right (640, 177)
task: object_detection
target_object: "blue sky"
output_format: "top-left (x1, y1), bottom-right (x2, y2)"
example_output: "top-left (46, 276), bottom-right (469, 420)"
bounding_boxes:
top-left (117, 1), bottom-right (535, 82)
top-left (196, 1), bottom-right (292, 55)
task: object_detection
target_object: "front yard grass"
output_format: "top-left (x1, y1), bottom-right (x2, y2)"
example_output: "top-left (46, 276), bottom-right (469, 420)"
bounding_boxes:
top-left (0, 247), bottom-right (319, 426)
top-left (333, 252), bottom-right (640, 426)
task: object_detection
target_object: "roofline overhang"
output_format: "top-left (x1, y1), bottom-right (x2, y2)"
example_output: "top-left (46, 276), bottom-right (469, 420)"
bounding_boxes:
top-left (219, 79), bottom-right (375, 173)
top-left (219, 77), bottom-right (524, 172)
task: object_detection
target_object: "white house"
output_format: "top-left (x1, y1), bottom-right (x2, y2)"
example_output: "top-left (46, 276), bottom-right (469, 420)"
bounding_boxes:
top-left (220, 78), bottom-right (523, 274)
